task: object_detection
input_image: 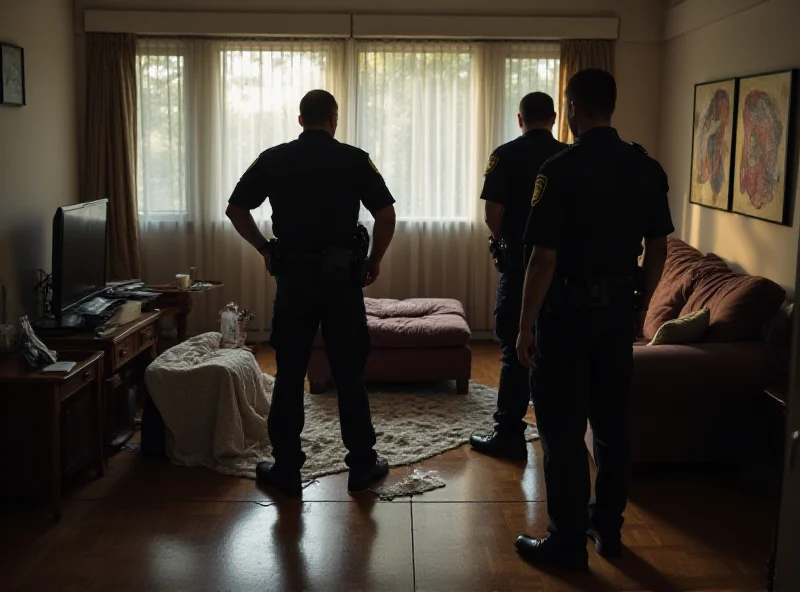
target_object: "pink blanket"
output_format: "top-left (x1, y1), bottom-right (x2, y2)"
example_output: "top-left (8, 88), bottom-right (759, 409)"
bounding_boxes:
top-left (314, 298), bottom-right (471, 348)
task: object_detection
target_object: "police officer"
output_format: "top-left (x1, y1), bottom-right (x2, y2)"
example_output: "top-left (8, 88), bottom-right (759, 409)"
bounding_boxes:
top-left (225, 90), bottom-right (398, 496)
top-left (514, 69), bottom-right (673, 571)
top-left (470, 92), bottom-right (567, 459)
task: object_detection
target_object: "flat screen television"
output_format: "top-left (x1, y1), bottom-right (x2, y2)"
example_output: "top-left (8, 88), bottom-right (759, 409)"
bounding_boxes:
top-left (51, 199), bottom-right (109, 318)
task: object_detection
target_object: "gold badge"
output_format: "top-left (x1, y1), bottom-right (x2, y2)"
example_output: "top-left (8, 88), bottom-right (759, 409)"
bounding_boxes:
top-left (484, 154), bottom-right (499, 175)
top-left (531, 174), bottom-right (547, 206)
top-left (368, 157), bottom-right (381, 175)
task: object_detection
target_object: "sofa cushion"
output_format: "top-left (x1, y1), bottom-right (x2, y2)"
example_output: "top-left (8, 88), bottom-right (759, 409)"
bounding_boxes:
top-left (680, 254), bottom-right (786, 342)
top-left (313, 298), bottom-right (472, 348)
top-left (643, 238), bottom-right (706, 340)
top-left (648, 308), bottom-right (710, 346)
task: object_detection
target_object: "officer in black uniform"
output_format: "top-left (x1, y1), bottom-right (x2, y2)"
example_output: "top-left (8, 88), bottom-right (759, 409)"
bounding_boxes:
top-left (514, 69), bottom-right (673, 572)
top-left (225, 90), bottom-right (398, 496)
top-left (470, 92), bottom-right (567, 459)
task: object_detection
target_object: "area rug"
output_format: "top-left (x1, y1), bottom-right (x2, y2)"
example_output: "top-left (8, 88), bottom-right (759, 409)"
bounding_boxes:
top-left (220, 375), bottom-right (538, 481)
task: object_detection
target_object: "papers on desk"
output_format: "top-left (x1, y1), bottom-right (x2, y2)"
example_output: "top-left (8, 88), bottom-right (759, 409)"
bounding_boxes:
top-left (42, 361), bottom-right (77, 373)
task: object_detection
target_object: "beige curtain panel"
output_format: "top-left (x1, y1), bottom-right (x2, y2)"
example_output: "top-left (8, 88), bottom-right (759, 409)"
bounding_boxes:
top-left (556, 39), bottom-right (615, 143)
top-left (85, 33), bottom-right (141, 281)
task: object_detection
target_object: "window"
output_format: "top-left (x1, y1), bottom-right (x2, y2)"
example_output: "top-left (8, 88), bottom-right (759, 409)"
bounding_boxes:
top-left (220, 42), bottom-right (343, 220)
top-left (501, 43), bottom-right (561, 144)
top-left (136, 42), bottom-right (187, 218)
top-left (134, 38), bottom-right (560, 223)
top-left (355, 42), bottom-right (474, 221)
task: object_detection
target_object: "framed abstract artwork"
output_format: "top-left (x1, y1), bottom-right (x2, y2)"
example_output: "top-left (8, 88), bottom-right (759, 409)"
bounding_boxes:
top-left (731, 69), bottom-right (796, 225)
top-left (689, 77), bottom-right (737, 211)
top-left (0, 43), bottom-right (25, 106)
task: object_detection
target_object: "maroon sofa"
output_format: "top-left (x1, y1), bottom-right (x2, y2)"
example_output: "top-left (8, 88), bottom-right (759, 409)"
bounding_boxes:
top-left (587, 238), bottom-right (790, 464)
top-left (307, 298), bottom-right (472, 394)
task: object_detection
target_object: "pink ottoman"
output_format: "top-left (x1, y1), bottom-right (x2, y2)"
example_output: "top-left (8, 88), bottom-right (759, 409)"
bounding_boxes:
top-left (307, 298), bottom-right (472, 394)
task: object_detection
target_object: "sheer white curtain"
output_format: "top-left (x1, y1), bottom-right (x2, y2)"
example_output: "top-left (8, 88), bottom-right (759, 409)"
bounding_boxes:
top-left (136, 38), bottom-right (347, 335)
top-left (135, 37), bottom-right (559, 335)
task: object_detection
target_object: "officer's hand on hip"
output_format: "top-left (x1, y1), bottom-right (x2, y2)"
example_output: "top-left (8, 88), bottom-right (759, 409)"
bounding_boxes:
top-left (363, 257), bottom-right (380, 287)
top-left (516, 329), bottom-right (535, 368)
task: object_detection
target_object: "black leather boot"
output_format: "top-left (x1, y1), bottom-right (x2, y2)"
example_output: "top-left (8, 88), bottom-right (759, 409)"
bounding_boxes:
top-left (256, 461), bottom-right (302, 497)
top-left (348, 456), bottom-right (389, 492)
top-left (515, 535), bottom-right (589, 573)
top-left (469, 431), bottom-right (527, 460)
top-left (587, 528), bottom-right (622, 558)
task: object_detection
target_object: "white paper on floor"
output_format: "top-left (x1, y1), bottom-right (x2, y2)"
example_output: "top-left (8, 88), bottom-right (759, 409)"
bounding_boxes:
top-left (371, 469), bottom-right (446, 501)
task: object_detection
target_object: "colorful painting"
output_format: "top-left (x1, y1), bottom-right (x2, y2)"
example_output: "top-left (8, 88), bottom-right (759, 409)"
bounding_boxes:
top-left (732, 70), bottom-right (795, 225)
top-left (689, 78), bottom-right (737, 211)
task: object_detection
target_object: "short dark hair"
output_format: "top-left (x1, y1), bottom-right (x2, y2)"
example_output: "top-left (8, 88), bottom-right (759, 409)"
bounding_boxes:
top-left (519, 92), bottom-right (555, 125)
top-left (565, 68), bottom-right (617, 121)
top-left (299, 90), bottom-right (338, 126)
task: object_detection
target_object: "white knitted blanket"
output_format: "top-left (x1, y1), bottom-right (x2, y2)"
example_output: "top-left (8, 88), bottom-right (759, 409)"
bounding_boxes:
top-left (144, 332), bottom-right (273, 477)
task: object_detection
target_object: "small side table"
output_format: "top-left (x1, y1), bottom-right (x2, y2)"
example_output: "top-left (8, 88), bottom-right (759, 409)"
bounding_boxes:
top-left (0, 350), bottom-right (105, 520)
top-left (147, 281), bottom-right (223, 342)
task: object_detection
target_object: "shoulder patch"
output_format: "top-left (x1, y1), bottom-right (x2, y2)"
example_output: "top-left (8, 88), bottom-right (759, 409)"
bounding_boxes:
top-left (630, 142), bottom-right (648, 155)
top-left (531, 174), bottom-right (547, 207)
top-left (484, 154), bottom-right (499, 175)
top-left (245, 156), bottom-right (260, 172)
top-left (368, 157), bottom-right (381, 175)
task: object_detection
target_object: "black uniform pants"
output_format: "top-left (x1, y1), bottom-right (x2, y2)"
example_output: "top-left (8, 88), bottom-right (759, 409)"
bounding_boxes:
top-left (493, 269), bottom-right (530, 436)
top-left (268, 270), bottom-right (377, 474)
top-left (531, 284), bottom-right (634, 545)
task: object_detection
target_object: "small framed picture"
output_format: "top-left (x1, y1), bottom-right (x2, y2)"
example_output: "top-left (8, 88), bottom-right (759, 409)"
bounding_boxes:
top-left (731, 69), bottom-right (796, 225)
top-left (1, 43), bottom-right (26, 106)
top-left (689, 77), bottom-right (738, 211)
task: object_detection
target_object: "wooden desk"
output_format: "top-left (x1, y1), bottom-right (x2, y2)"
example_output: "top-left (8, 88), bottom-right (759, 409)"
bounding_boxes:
top-left (40, 312), bottom-right (161, 451)
top-left (0, 350), bottom-right (105, 520)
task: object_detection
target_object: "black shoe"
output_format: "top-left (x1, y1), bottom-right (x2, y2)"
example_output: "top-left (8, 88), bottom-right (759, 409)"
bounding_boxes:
top-left (515, 535), bottom-right (589, 573)
top-left (587, 528), bottom-right (622, 558)
top-left (256, 461), bottom-right (302, 497)
top-left (348, 456), bottom-right (390, 492)
top-left (469, 431), bottom-right (527, 460)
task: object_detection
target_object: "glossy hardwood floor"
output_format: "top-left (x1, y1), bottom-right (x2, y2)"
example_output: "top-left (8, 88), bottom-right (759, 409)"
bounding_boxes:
top-left (0, 341), bottom-right (775, 591)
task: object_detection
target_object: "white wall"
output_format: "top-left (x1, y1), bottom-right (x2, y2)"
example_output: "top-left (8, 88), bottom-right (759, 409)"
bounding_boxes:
top-left (659, 0), bottom-right (800, 295)
top-left (0, 0), bottom-right (78, 318)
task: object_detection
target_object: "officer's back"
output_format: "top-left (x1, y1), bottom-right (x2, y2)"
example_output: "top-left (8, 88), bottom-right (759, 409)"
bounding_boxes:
top-left (251, 133), bottom-right (381, 253)
top-left (481, 92), bottom-right (568, 251)
top-left (536, 128), bottom-right (671, 279)
top-left (228, 93), bottom-right (393, 255)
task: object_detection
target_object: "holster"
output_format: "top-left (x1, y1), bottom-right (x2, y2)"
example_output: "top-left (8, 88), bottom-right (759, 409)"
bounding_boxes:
top-left (276, 224), bottom-right (370, 284)
top-left (265, 239), bottom-right (282, 276)
top-left (353, 224), bottom-right (370, 285)
top-left (489, 236), bottom-right (507, 273)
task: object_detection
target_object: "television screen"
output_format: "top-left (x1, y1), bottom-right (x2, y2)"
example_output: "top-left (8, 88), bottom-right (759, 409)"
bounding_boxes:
top-left (51, 199), bottom-right (108, 317)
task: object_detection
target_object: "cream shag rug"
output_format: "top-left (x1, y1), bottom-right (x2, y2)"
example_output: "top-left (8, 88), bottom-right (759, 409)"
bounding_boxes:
top-left (250, 376), bottom-right (539, 481)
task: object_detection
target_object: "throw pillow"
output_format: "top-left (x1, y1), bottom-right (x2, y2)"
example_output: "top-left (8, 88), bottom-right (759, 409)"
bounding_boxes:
top-left (648, 308), bottom-right (710, 346)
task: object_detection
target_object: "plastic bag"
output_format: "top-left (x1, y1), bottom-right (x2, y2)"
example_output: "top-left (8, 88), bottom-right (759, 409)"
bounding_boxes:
top-left (219, 303), bottom-right (240, 349)
top-left (19, 315), bottom-right (57, 368)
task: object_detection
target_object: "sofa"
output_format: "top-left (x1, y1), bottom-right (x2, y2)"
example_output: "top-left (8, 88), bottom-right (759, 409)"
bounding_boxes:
top-left (588, 238), bottom-right (791, 465)
top-left (306, 298), bottom-right (472, 394)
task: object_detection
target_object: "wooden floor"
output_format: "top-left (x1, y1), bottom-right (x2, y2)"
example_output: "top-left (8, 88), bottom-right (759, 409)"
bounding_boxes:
top-left (0, 341), bottom-right (776, 591)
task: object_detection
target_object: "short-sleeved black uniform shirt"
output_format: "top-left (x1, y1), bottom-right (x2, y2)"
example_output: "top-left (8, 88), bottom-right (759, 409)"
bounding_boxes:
top-left (522, 127), bottom-right (674, 278)
top-left (228, 129), bottom-right (395, 252)
top-left (480, 129), bottom-right (568, 249)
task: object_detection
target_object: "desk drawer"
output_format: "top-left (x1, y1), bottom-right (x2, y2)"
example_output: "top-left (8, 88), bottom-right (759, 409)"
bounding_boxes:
top-left (63, 364), bottom-right (97, 399)
top-left (139, 325), bottom-right (157, 351)
top-left (114, 335), bottom-right (139, 368)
